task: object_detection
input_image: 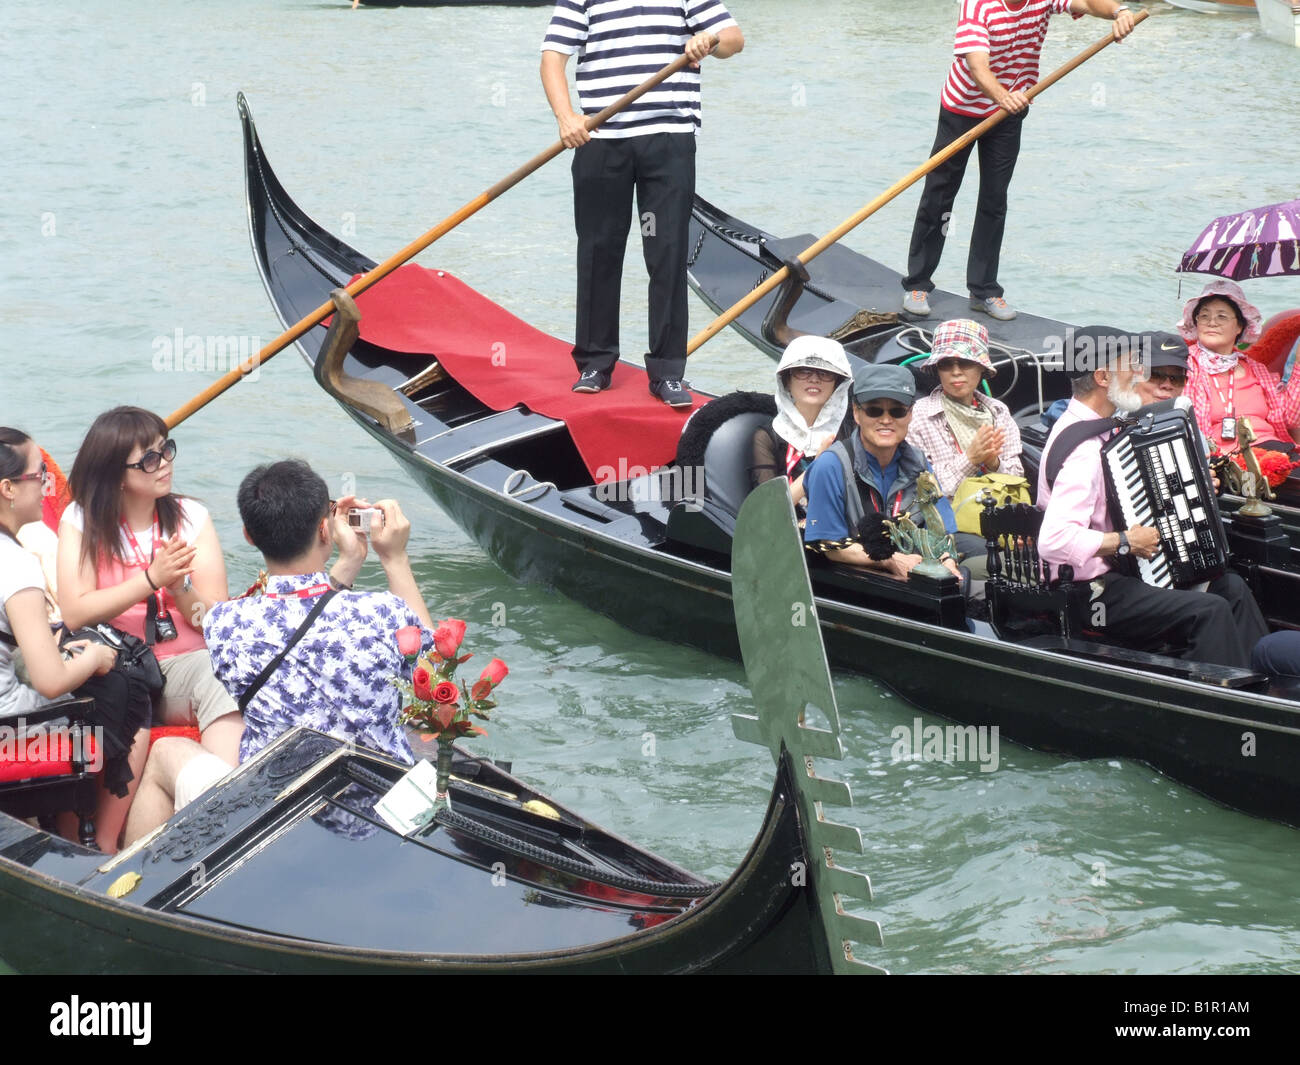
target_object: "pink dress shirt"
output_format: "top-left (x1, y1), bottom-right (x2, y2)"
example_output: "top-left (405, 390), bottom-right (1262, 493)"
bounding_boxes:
top-left (1036, 398), bottom-right (1112, 582)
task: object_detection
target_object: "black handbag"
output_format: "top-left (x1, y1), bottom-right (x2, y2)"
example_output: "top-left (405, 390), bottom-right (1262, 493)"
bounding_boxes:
top-left (61, 624), bottom-right (164, 700)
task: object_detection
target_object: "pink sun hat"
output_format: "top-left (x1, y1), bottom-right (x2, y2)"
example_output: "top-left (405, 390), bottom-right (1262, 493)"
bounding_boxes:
top-left (1177, 279), bottom-right (1263, 346)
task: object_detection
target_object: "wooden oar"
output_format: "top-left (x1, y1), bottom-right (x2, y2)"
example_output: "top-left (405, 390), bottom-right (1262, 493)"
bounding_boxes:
top-left (166, 45), bottom-right (712, 430)
top-left (685, 10), bottom-right (1149, 355)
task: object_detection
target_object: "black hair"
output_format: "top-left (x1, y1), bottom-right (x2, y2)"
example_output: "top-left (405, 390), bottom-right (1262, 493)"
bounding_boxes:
top-left (0, 428), bottom-right (30, 482)
top-left (236, 460), bottom-right (330, 564)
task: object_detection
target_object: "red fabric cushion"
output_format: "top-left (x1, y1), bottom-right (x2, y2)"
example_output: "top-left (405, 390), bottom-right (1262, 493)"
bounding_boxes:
top-left (0, 733), bottom-right (98, 783)
top-left (149, 725), bottom-right (201, 749)
top-left (348, 266), bottom-right (707, 480)
top-left (1248, 309), bottom-right (1300, 377)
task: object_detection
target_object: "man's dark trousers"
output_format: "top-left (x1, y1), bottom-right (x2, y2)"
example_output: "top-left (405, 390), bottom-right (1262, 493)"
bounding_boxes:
top-left (571, 132), bottom-right (695, 382)
top-left (902, 107), bottom-right (1024, 300)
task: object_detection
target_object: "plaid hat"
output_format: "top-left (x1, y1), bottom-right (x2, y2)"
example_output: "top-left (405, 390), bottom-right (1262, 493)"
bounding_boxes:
top-left (852, 363), bottom-right (916, 406)
top-left (1144, 331), bottom-right (1189, 371)
top-left (921, 318), bottom-right (997, 378)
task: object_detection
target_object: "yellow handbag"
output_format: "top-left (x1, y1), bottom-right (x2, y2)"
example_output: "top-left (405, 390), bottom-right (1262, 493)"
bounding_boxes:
top-left (952, 472), bottom-right (1031, 535)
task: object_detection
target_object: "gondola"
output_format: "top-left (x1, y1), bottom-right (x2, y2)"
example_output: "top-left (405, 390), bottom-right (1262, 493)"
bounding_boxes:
top-left (686, 194), bottom-right (1300, 556)
top-left (238, 94), bottom-right (1300, 829)
top-left (0, 480), bottom-right (880, 974)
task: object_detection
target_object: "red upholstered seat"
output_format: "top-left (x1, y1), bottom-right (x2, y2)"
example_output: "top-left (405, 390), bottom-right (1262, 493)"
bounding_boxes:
top-left (148, 724), bottom-right (201, 747)
top-left (0, 699), bottom-right (101, 846)
top-left (0, 734), bottom-right (98, 784)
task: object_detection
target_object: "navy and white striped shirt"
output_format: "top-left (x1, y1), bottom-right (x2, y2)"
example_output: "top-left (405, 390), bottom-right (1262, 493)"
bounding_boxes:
top-left (542, 0), bottom-right (737, 138)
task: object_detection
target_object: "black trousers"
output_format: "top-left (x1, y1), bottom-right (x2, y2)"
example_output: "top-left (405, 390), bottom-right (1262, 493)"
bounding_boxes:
top-left (1091, 570), bottom-right (1268, 671)
top-left (902, 107), bottom-right (1024, 300)
top-left (571, 133), bottom-right (695, 381)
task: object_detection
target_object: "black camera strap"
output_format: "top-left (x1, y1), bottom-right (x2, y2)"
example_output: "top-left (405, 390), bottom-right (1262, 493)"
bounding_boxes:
top-left (238, 590), bottom-right (337, 713)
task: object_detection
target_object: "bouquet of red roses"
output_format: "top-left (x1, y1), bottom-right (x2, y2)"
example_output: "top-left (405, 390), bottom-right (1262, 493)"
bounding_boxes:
top-left (392, 619), bottom-right (508, 742)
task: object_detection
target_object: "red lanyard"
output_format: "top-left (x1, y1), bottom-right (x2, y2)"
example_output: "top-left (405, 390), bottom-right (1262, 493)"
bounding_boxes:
top-left (1210, 369), bottom-right (1236, 418)
top-left (783, 444), bottom-right (803, 478)
top-left (121, 512), bottom-right (167, 614)
top-left (263, 583), bottom-right (332, 600)
top-left (869, 490), bottom-right (905, 517)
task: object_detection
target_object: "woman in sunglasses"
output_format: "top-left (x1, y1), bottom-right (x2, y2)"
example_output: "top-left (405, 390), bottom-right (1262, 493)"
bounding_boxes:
top-left (57, 407), bottom-right (242, 767)
top-left (1179, 280), bottom-right (1299, 456)
top-left (750, 335), bottom-right (853, 513)
top-left (2, 427), bottom-right (147, 852)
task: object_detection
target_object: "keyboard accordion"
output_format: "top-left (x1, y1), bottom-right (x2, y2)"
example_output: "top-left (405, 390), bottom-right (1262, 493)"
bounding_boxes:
top-left (1100, 399), bottom-right (1229, 589)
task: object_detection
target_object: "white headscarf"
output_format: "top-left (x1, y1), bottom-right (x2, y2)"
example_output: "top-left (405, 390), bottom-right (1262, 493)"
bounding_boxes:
top-left (772, 335), bottom-right (852, 455)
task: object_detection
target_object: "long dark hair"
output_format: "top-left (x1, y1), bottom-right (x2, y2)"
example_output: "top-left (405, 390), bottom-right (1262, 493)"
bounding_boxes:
top-left (69, 407), bottom-right (183, 568)
top-left (0, 427), bottom-right (32, 542)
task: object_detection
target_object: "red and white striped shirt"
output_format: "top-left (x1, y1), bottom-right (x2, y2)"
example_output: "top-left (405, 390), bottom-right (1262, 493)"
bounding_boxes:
top-left (940, 0), bottom-right (1079, 118)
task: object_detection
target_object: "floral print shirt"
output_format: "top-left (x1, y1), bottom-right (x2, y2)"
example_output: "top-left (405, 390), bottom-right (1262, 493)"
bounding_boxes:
top-left (205, 572), bottom-right (433, 765)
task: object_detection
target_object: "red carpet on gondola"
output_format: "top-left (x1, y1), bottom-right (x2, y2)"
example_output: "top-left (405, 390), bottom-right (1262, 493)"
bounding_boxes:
top-left (350, 265), bottom-right (707, 480)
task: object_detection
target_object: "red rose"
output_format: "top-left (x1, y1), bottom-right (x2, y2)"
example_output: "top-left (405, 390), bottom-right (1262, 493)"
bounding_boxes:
top-left (412, 667), bottom-right (433, 702)
top-left (432, 680), bottom-right (459, 705)
top-left (433, 618), bottom-right (467, 660)
top-left (471, 659), bottom-right (508, 701)
top-left (395, 626), bottom-right (423, 659)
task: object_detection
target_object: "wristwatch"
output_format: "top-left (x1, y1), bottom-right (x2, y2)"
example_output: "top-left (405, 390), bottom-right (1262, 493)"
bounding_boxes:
top-left (1116, 531), bottom-right (1131, 557)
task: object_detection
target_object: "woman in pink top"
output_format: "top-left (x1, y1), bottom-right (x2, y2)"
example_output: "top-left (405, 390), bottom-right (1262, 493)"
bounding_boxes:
top-left (1180, 280), bottom-right (1300, 454)
top-left (57, 408), bottom-right (242, 766)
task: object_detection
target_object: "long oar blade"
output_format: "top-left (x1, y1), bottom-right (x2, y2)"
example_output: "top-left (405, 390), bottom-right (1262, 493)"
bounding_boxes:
top-left (686, 10), bottom-right (1149, 356)
top-left (167, 49), bottom-right (702, 430)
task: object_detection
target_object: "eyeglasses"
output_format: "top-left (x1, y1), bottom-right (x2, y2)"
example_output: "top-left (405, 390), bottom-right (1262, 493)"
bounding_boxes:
top-left (124, 439), bottom-right (177, 473)
top-left (861, 404), bottom-right (911, 420)
top-left (934, 358), bottom-right (975, 374)
top-left (7, 461), bottom-right (47, 484)
top-left (1195, 312), bottom-right (1236, 326)
top-left (790, 368), bottom-right (840, 382)
top-left (1148, 371), bottom-right (1187, 386)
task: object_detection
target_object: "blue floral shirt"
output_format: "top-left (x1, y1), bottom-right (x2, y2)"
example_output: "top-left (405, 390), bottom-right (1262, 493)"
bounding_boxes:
top-left (204, 572), bottom-right (433, 765)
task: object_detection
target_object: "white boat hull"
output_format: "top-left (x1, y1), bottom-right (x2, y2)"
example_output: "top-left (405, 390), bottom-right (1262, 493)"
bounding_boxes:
top-left (1257, 0), bottom-right (1300, 45)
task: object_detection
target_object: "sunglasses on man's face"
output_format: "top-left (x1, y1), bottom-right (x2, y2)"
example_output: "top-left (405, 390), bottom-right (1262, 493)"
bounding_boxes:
top-left (8, 461), bottom-right (47, 484)
top-left (124, 438), bottom-right (178, 473)
top-left (1148, 371), bottom-right (1187, 386)
top-left (861, 404), bottom-right (911, 420)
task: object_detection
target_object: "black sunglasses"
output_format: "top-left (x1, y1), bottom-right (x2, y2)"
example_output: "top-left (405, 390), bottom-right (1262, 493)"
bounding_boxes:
top-left (861, 404), bottom-right (911, 420)
top-left (124, 439), bottom-right (177, 473)
top-left (1148, 371), bottom-right (1187, 385)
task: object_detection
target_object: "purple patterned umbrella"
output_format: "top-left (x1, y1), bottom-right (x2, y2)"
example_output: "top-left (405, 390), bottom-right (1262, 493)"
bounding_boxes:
top-left (1178, 197), bottom-right (1300, 280)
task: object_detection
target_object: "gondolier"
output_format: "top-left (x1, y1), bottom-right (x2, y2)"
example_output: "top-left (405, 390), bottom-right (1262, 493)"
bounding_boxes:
top-left (901, 0), bottom-right (1134, 324)
top-left (540, 0), bottom-right (743, 408)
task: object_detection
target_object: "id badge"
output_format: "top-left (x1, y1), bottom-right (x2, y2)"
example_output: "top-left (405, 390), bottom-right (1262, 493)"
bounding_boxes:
top-left (1221, 416), bottom-right (1237, 442)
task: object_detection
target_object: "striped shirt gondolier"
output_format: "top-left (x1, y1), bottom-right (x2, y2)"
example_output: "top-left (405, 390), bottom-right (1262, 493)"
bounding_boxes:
top-left (939, 0), bottom-right (1081, 118)
top-left (542, 0), bottom-right (738, 138)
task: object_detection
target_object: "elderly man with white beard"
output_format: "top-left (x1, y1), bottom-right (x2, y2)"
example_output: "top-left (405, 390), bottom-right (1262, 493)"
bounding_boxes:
top-left (1036, 327), bottom-right (1267, 669)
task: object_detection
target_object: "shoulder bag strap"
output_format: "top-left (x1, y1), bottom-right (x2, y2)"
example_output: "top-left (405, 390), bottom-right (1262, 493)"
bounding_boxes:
top-left (238, 590), bottom-right (338, 713)
top-left (829, 442), bottom-right (867, 534)
top-left (1043, 417), bottom-right (1122, 491)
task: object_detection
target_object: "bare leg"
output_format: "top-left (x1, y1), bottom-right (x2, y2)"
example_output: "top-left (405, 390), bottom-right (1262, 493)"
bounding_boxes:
top-left (92, 725), bottom-right (151, 853)
top-left (200, 710), bottom-right (244, 767)
top-left (122, 738), bottom-right (206, 846)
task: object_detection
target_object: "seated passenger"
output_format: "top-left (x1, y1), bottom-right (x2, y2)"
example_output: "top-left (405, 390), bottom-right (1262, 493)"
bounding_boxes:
top-left (1135, 331), bottom-right (1188, 405)
top-left (57, 407), bottom-right (242, 766)
top-left (121, 736), bottom-right (231, 847)
top-left (2, 428), bottom-right (147, 853)
top-left (1180, 280), bottom-right (1299, 454)
top-left (749, 335), bottom-right (852, 514)
top-left (204, 460), bottom-right (435, 765)
top-left (1037, 345), bottom-right (1267, 669)
top-left (908, 318), bottom-right (1022, 561)
top-left (803, 364), bottom-right (962, 581)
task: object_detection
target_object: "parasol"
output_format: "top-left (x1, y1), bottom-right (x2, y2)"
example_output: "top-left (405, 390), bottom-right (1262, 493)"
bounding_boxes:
top-left (1178, 197), bottom-right (1300, 280)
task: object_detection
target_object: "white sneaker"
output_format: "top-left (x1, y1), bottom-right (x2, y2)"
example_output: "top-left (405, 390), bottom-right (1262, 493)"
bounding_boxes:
top-left (902, 289), bottom-right (932, 317)
top-left (971, 296), bottom-right (1017, 322)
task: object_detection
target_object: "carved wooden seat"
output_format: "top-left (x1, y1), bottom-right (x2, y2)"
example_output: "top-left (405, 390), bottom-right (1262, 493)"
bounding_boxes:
top-left (980, 500), bottom-right (1092, 641)
top-left (0, 697), bottom-right (99, 846)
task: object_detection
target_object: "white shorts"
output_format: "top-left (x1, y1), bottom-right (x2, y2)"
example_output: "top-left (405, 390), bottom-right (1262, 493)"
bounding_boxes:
top-left (173, 752), bottom-right (232, 811)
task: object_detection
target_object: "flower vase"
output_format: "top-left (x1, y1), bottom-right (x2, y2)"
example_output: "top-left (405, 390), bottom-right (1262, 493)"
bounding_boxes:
top-left (435, 737), bottom-right (455, 800)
